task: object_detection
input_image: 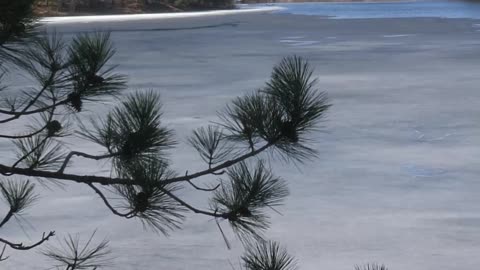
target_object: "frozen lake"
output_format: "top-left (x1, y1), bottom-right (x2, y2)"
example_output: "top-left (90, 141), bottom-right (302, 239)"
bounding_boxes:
top-left (267, 0), bottom-right (480, 19)
top-left (3, 2), bottom-right (480, 270)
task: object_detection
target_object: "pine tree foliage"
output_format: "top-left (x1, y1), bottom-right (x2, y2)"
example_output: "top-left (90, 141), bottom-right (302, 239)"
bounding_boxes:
top-left (0, 1), bottom-right (332, 269)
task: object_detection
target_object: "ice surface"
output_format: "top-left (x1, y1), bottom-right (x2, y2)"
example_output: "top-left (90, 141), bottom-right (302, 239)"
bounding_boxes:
top-left (2, 8), bottom-right (480, 270)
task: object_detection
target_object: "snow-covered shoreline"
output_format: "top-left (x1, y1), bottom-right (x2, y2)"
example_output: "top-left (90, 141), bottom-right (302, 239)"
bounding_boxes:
top-left (40, 6), bottom-right (283, 24)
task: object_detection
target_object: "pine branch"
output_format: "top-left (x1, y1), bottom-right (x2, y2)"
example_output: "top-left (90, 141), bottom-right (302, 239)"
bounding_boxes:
top-left (0, 72), bottom-right (56, 124)
top-left (0, 142), bottom-right (274, 187)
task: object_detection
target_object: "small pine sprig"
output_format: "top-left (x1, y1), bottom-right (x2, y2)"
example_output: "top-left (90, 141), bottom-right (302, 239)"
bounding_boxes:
top-left (0, 179), bottom-right (37, 216)
top-left (188, 125), bottom-right (233, 167)
top-left (219, 92), bottom-right (267, 149)
top-left (242, 240), bottom-right (297, 270)
top-left (80, 90), bottom-right (176, 172)
top-left (263, 55), bottom-right (331, 162)
top-left (65, 32), bottom-right (126, 112)
top-left (42, 231), bottom-right (111, 270)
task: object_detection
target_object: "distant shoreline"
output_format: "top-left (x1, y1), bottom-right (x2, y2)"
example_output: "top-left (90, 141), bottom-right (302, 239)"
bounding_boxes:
top-left (245, 0), bottom-right (411, 2)
top-left (36, 0), bottom-right (412, 17)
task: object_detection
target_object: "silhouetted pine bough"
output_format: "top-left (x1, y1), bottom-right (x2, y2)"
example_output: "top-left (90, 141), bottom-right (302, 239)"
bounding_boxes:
top-left (241, 241), bottom-right (297, 270)
top-left (0, 1), bottom-right (330, 269)
top-left (211, 161), bottom-right (289, 243)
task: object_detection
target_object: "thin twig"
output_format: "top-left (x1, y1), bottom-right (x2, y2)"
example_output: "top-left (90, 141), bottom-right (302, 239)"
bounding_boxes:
top-left (0, 124), bottom-right (48, 139)
top-left (184, 170), bottom-right (220, 192)
top-left (0, 231), bottom-right (55, 250)
top-left (87, 183), bottom-right (134, 218)
top-left (59, 151), bottom-right (117, 174)
top-left (159, 187), bottom-right (227, 218)
top-left (211, 170), bottom-right (226, 176)
top-left (0, 99), bottom-right (57, 139)
top-left (0, 244), bottom-right (9, 261)
top-left (0, 72), bottom-right (56, 124)
top-left (187, 180), bottom-right (220, 192)
top-left (0, 99), bottom-right (69, 120)
top-left (0, 210), bottom-right (13, 228)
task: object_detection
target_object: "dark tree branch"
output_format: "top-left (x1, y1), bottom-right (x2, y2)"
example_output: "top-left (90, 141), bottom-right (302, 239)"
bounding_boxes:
top-left (87, 183), bottom-right (134, 218)
top-left (0, 231), bottom-right (55, 250)
top-left (0, 142), bottom-right (274, 187)
top-left (0, 164), bottom-right (130, 184)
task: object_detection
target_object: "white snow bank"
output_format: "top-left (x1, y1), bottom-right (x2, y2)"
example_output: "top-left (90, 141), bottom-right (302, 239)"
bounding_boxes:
top-left (40, 6), bottom-right (283, 24)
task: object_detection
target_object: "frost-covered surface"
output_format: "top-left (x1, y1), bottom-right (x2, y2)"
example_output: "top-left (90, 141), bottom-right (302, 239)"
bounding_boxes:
top-left (3, 9), bottom-right (480, 270)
